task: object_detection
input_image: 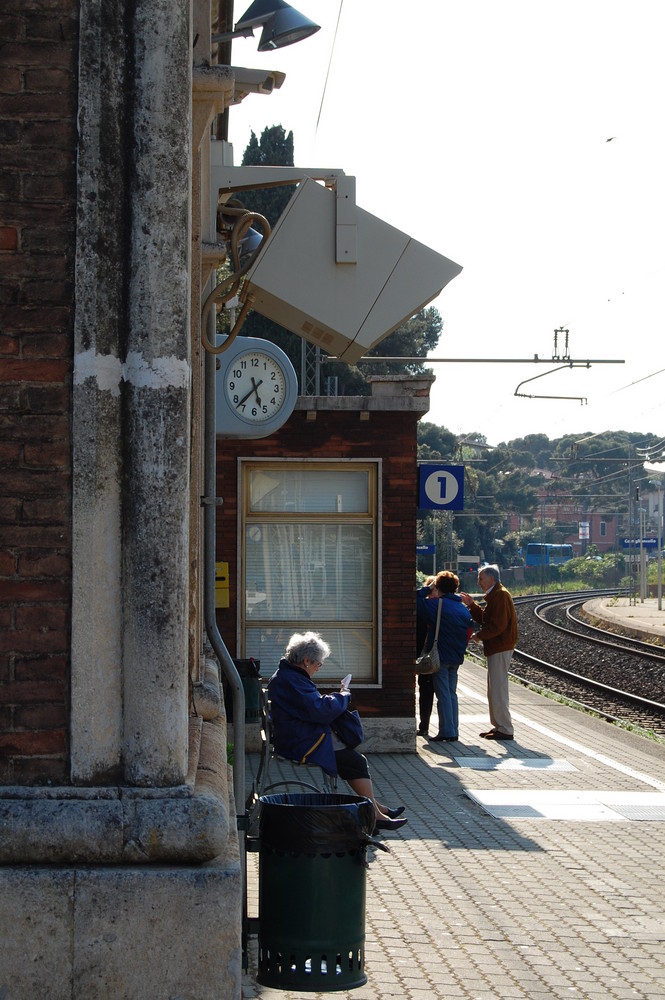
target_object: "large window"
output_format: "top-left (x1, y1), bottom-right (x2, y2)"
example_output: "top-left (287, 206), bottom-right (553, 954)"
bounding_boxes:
top-left (240, 460), bottom-right (380, 683)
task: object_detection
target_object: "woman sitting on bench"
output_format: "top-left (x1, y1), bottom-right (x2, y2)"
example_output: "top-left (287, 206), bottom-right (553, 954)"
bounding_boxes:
top-left (268, 630), bottom-right (407, 832)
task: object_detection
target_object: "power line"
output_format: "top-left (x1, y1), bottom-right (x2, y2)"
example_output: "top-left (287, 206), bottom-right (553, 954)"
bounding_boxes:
top-left (610, 367), bottom-right (665, 394)
top-left (345, 356), bottom-right (624, 365)
top-left (315, 0), bottom-right (343, 132)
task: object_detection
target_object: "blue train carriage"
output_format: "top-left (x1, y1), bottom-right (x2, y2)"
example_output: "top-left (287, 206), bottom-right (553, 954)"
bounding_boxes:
top-left (525, 543), bottom-right (574, 567)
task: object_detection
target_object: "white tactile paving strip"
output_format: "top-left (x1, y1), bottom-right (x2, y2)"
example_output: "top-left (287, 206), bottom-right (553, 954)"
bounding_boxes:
top-left (465, 788), bottom-right (665, 821)
top-left (457, 683), bottom-right (665, 820)
top-left (458, 699), bottom-right (665, 792)
top-left (458, 756), bottom-right (578, 771)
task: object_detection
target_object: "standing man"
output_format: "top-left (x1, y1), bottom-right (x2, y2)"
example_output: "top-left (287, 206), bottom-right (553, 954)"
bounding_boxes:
top-left (460, 564), bottom-right (518, 741)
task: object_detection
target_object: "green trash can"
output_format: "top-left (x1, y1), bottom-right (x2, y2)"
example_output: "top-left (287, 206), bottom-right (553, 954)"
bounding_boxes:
top-left (257, 792), bottom-right (375, 992)
top-left (225, 657), bottom-right (261, 722)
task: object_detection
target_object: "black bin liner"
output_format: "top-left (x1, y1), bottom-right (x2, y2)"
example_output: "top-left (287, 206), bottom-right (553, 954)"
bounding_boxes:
top-left (259, 792), bottom-right (376, 853)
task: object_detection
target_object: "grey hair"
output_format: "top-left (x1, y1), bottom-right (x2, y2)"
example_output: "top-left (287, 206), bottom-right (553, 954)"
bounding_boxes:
top-left (479, 563), bottom-right (500, 583)
top-left (285, 631), bottom-right (331, 666)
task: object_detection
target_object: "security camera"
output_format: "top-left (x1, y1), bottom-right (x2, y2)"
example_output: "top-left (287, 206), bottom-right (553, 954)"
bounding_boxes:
top-left (230, 66), bottom-right (286, 103)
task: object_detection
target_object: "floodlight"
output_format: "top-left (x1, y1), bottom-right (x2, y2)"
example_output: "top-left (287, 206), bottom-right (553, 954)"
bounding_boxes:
top-left (256, 8), bottom-right (320, 50)
top-left (212, 0), bottom-right (320, 49)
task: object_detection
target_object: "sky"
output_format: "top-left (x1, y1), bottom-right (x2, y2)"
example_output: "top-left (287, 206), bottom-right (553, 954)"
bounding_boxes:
top-left (226, 0), bottom-right (665, 448)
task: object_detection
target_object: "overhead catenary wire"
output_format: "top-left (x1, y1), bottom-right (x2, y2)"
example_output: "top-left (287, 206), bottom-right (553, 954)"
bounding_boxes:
top-left (330, 356), bottom-right (625, 364)
top-left (315, 0), bottom-right (343, 132)
top-left (610, 367), bottom-right (665, 394)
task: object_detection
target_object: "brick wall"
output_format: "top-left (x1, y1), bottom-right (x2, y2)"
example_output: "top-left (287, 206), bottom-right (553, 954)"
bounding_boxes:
top-left (0, 0), bottom-right (78, 782)
top-left (216, 406), bottom-right (420, 721)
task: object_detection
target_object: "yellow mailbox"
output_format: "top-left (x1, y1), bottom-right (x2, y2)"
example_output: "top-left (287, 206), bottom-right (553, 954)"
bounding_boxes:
top-left (215, 561), bottom-right (229, 609)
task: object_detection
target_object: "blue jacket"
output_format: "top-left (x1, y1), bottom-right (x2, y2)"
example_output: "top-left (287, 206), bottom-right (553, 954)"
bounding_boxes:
top-left (268, 659), bottom-right (351, 776)
top-left (417, 587), bottom-right (471, 665)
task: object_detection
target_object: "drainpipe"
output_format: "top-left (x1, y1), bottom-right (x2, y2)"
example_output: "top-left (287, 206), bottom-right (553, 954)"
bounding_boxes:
top-left (204, 335), bottom-right (250, 947)
top-left (203, 309), bottom-right (246, 821)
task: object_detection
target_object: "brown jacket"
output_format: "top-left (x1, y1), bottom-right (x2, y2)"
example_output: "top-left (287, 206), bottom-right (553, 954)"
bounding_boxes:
top-left (468, 582), bottom-right (518, 656)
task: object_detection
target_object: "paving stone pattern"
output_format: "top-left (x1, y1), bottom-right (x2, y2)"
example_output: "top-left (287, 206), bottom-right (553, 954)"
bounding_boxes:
top-left (243, 659), bottom-right (665, 999)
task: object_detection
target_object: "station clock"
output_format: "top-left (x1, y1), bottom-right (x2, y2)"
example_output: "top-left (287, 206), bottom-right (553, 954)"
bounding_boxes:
top-left (215, 336), bottom-right (298, 438)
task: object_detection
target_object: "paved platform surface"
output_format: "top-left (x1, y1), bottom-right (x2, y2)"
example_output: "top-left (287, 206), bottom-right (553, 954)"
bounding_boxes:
top-left (242, 650), bottom-right (665, 999)
top-left (583, 595), bottom-right (665, 640)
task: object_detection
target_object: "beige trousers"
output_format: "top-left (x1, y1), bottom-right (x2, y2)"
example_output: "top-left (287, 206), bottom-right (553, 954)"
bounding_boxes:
top-left (486, 649), bottom-right (514, 735)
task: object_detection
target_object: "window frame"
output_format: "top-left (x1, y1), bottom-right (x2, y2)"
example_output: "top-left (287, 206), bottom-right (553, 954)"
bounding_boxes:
top-left (237, 457), bottom-right (383, 686)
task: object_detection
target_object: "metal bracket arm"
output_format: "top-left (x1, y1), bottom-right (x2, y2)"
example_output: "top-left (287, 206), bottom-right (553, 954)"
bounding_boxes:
top-left (514, 364), bottom-right (589, 404)
top-left (210, 164), bottom-right (357, 264)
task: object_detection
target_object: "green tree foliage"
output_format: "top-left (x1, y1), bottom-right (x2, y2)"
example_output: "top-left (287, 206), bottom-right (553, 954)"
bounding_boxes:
top-left (360, 308), bottom-right (442, 376)
top-left (416, 423), bottom-right (663, 572)
top-left (240, 125), bottom-right (296, 224)
top-left (559, 553), bottom-right (624, 587)
top-left (549, 430), bottom-right (651, 510)
top-left (500, 433), bottom-right (553, 468)
top-left (316, 307), bottom-right (445, 397)
top-left (230, 125), bottom-right (305, 377)
top-left (493, 470), bottom-right (538, 512)
top-left (417, 421), bottom-right (458, 459)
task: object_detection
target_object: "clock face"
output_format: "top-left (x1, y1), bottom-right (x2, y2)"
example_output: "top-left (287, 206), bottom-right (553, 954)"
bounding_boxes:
top-left (215, 336), bottom-right (298, 438)
top-left (224, 351), bottom-right (287, 423)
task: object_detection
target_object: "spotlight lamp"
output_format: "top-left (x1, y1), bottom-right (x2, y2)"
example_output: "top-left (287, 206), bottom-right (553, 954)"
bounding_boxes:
top-left (212, 0), bottom-right (320, 50)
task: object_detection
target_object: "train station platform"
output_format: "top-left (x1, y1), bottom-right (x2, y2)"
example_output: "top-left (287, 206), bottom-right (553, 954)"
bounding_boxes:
top-left (582, 595), bottom-right (665, 641)
top-left (242, 657), bottom-right (665, 999)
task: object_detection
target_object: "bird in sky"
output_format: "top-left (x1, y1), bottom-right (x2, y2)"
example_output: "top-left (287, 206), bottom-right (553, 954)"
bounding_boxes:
top-left (606, 136), bottom-right (616, 142)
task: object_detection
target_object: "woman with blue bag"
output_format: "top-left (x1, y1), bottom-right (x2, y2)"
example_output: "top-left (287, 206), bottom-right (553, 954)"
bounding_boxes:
top-left (416, 570), bottom-right (472, 742)
top-left (269, 631), bottom-right (408, 831)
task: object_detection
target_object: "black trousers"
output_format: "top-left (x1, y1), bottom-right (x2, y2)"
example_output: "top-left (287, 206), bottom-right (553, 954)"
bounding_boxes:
top-left (418, 674), bottom-right (434, 730)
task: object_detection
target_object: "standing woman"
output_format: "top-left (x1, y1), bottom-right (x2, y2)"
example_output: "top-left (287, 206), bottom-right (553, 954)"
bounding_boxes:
top-left (417, 570), bottom-right (471, 742)
top-left (415, 575), bottom-right (437, 735)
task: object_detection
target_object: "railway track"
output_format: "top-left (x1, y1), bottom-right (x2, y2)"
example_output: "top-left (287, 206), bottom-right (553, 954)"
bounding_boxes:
top-left (496, 591), bottom-right (665, 737)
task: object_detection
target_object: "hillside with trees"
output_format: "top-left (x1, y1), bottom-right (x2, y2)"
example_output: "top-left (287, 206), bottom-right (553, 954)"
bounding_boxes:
top-left (416, 423), bottom-right (663, 584)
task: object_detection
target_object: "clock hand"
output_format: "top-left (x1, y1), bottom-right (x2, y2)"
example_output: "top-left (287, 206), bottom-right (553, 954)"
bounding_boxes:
top-left (250, 377), bottom-right (263, 406)
top-left (235, 378), bottom-right (265, 410)
top-left (236, 386), bottom-right (256, 408)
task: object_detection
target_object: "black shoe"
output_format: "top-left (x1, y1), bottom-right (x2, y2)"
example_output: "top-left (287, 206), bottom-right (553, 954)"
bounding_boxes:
top-left (417, 727), bottom-right (428, 736)
top-left (385, 805), bottom-right (405, 819)
top-left (375, 816), bottom-right (408, 831)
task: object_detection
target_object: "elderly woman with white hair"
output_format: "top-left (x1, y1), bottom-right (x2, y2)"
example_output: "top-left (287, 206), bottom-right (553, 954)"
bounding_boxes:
top-left (268, 631), bottom-right (407, 832)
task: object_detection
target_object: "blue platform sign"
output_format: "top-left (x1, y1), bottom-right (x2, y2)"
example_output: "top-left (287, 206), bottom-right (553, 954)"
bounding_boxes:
top-left (419, 464), bottom-right (464, 511)
top-left (416, 544), bottom-right (436, 555)
top-left (621, 537), bottom-right (658, 549)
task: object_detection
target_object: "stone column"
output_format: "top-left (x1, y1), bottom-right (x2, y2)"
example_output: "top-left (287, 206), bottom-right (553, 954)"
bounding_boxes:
top-left (71, 0), bottom-right (192, 786)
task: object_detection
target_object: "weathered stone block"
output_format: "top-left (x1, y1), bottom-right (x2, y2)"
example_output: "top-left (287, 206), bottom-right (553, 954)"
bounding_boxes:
top-left (0, 850), bottom-right (242, 999)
